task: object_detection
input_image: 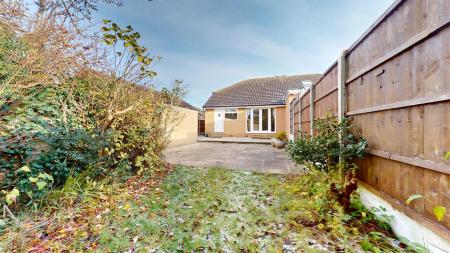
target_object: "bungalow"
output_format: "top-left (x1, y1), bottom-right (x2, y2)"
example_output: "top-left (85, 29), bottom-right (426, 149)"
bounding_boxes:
top-left (203, 74), bottom-right (321, 138)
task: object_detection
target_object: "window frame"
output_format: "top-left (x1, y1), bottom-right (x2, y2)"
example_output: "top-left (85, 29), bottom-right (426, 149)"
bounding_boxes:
top-left (246, 107), bottom-right (276, 133)
top-left (224, 108), bottom-right (238, 120)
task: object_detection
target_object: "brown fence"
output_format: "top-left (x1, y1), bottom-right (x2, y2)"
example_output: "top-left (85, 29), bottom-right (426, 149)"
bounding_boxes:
top-left (299, 88), bottom-right (311, 136)
top-left (289, 96), bottom-right (300, 139)
top-left (290, 0), bottom-right (450, 239)
top-left (198, 119), bottom-right (205, 135)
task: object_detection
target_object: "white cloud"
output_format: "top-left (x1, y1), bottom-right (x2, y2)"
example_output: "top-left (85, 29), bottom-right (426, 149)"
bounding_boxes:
top-left (96, 0), bottom-right (393, 107)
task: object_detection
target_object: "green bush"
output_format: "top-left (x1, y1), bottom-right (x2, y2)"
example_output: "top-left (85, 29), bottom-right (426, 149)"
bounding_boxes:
top-left (286, 117), bottom-right (367, 211)
top-left (0, 21), bottom-right (185, 208)
top-left (32, 124), bottom-right (112, 185)
top-left (0, 86), bottom-right (111, 204)
top-left (287, 117), bottom-right (367, 171)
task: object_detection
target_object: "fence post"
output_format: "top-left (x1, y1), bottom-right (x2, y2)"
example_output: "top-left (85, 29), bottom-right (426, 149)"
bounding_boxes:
top-left (337, 49), bottom-right (347, 182)
top-left (298, 93), bottom-right (302, 138)
top-left (338, 49), bottom-right (347, 121)
top-left (309, 86), bottom-right (315, 139)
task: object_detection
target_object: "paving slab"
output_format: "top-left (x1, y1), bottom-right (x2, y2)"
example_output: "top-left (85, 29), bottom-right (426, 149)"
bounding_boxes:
top-left (164, 142), bottom-right (304, 174)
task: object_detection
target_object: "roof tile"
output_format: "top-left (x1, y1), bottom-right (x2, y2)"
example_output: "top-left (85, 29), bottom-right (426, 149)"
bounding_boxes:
top-left (203, 74), bottom-right (321, 108)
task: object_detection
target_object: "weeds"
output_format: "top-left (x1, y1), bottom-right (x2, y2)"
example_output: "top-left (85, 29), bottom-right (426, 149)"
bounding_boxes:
top-left (280, 167), bottom-right (416, 252)
top-left (287, 117), bottom-right (367, 212)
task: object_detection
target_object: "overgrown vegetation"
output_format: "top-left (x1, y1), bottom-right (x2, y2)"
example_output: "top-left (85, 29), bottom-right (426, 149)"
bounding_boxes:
top-left (279, 168), bottom-right (422, 252)
top-left (0, 1), bottom-right (184, 211)
top-left (287, 117), bottom-right (367, 210)
top-left (286, 117), bottom-right (423, 252)
top-left (0, 1), bottom-right (430, 252)
top-left (0, 166), bottom-right (413, 252)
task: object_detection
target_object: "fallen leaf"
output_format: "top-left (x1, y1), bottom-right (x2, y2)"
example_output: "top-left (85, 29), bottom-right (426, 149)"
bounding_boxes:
top-left (433, 206), bottom-right (446, 222)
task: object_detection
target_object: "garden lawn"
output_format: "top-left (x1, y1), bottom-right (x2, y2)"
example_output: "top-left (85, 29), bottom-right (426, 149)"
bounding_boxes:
top-left (96, 166), bottom-right (340, 252)
top-left (0, 166), bottom-right (407, 252)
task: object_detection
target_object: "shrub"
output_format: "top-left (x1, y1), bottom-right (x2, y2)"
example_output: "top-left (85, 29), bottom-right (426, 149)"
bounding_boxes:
top-left (286, 117), bottom-right (367, 211)
top-left (287, 117), bottom-right (367, 171)
top-left (0, 78), bottom-right (183, 207)
top-left (2, 130), bottom-right (110, 203)
top-left (0, 14), bottom-right (185, 208)
top-left (275, 131), bottom-right (288, 141)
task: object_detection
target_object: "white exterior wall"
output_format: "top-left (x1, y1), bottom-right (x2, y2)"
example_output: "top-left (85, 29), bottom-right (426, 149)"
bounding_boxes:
top-left (358, 185), bottom-right (450, 253)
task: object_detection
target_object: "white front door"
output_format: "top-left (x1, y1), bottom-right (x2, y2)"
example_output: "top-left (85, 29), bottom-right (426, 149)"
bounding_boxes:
top-left (214, 109), bottom-right (224, 132)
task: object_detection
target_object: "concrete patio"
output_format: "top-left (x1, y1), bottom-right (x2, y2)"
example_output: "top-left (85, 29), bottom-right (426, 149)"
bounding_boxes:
top-left (164, 142), bottom-right (304, 174)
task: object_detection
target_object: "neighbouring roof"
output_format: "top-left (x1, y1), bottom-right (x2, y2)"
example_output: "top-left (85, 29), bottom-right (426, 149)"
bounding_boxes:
top-left (177, 98), bottom-right (201, 112)
top-left (203, 74), bottom-right (322, 108)
top-left (176, 98), bottom-right (205, 119)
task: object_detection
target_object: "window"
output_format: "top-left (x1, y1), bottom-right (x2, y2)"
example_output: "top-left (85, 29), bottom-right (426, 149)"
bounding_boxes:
top-left (224, 108), bottom-right (237, 119)
top-left (270, 108), bottom-right (275, 132)
top-left (261, 108), bottom-right (268, 131)
top-left (246, 108), bottom-right (276, 133)
top-left (253, 109), bottom-right (260, 131)
top-left (246, 111), bottom-right (251, 131)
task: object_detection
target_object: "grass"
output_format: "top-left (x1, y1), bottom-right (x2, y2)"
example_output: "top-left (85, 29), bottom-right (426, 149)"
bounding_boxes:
top-left (96, 167), bottom-right (292, 252)
top-left (0, 166), bottom-right (412, 252)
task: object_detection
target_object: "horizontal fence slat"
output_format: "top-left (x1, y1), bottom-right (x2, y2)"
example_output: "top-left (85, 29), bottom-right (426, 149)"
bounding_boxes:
top-left (346, 94), bottom-right (450, 116)
top-left (366, 149), bottom-right (450, 175)
top-left (346, 18), bottom-right (450, 84)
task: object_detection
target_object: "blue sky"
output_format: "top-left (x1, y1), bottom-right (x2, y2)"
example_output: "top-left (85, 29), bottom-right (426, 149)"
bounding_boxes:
top-left (95, 0), bottom-right (393, 108)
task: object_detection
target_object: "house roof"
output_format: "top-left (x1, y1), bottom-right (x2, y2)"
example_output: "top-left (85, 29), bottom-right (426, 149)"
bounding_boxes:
top-left (203, 74), bottom-right (321, 108)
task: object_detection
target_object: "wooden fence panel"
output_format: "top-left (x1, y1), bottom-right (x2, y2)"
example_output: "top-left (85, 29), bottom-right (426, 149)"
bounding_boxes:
top-left (314, 90), bottom-right (338, 120)
top-left (289, 99), bottom-right (294, 136)
top-left (292, 97), bottom-right (300, 139)
top-left (288, 0), bottom-right (450, 234)
top-left (357, 156), bottom-right (450, 230)
top-left (301, 90), bottom-right (310, 108)
top-left (346, 0), bottom-right (450, 231)
top-left (300, 106), bottom-right (310, 135)
top-left (300, 90), bottom-right (311, 135)
top-left (313, 65), bottom-right (338, 120)
top-left (347, 28), bottom-right (450, 114)
top-left (423, 102), bottom-right (449, 165)
top-left (346, 0), bottom-right (450, 82)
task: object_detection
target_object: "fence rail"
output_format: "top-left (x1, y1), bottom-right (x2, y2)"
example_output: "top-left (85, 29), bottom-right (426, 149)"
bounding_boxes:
top-left (289, 0), bottom-right (450, 236)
